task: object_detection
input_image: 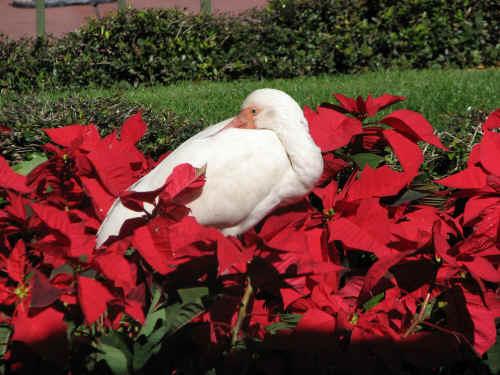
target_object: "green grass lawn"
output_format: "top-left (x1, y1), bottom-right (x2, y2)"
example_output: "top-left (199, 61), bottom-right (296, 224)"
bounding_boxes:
top-left (39, 68), bottom-right (500, 131)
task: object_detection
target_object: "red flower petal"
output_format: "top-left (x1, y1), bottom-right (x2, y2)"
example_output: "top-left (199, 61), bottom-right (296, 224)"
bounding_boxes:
top-left (43, 124), bottom-right (85, 147)
top-left (305, 106), bottom-right (362, 152)
top-left (217, 236), bottom-right (254, 276)
top-left (348, 165), bottom-right (412, 200)
top-left (487, 175), bottom-right (500, 192)
top-left (366, 94), bottom-right (406, 117)
top-left (264, 225), bottom-right (309, 253)
top-left (94, 250), bottom-right (137, 292)
top-left (132, 217), bottom-right (174, 274)
top-left (435, 166), bottom-right (487, 190)
top-left (0, 124), bottom-right (11, 134)
top-left (295, 308), bottom-right (336, 334)
top-left (80, 175), bottom-right (116, 219)
top-left (329, 217), bottom-right (394, 258)
top-left (7, 240), bottom-right (26, 284)
top-left (350, 198), bottom-right (391, 245)
top-left (168, 216), bottom-right (219, 254)
top-left (333, 94), bottom-right (358, 113)
top-left (463, 196), bottom-right (500, 226)
top-left (120, 110), bottom-right (147, 145)
top-left (30, 270), bottom-right (62, 309)
top-left (460, 287), bottom-right (499, 355)
top-left (88, 137), bottom-right (147, 196)
top-left (78, 276), bottom-right (115, 325)
top-left (380, 110), bottom-right (448, 151)
top-left (314, 179), bottom-right (338, 210)
top-left (0, 155), bottom-right (31, 193)
top-left (119, 187), bottom-right (163, 212)
top-left (360, 250), bottom-right (413, 301)
top-left (125, 299), bottom-right (145, 325)
top-left (161, 163), bottom-right (206, 203)
top-left (280, 288), bottom-right (303, 310)
top-left (432, 221), bottom-right (457, 266)
top-left (355, 95), bottom-right (367, 116)
top-left (77, 124), bottom-right (101, 152)
top-left (383, 129), bottom-right (423, 175)
top-left (480, 129), bottom-right (500, 175)
top-left (259, 201), bottom-right (313, 240)
top-left (483, 109), bottom-right (500, 130)
top-left (12, 307), bottom-right (67, 350)
top-left (463, 256), bottom-right (500, 283)
top-left (317, 153), bottom-right (348, 186)
top-left (4, 190), bottom-right (27, 220)
top-left (30, 202), bottom-right (71, 237)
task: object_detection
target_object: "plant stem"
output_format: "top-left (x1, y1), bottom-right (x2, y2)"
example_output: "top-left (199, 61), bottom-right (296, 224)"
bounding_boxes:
top-left (35, 0), bottom-right (45, 38)
top-left (117, 0), bottom-right (126, 11)
top-left (200, 0), bottom-right (211, 15)
top-left (403, 291), bottom-right (431, 338)
top-left (231, 275), bottom-right (253, 347)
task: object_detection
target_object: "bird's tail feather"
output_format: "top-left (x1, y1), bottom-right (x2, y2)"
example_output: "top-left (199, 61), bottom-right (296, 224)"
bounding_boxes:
top-left (96, 198), bottom-right (145, 248)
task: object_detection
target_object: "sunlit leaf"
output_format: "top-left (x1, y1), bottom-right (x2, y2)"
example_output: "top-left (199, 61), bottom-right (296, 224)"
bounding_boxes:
top-left (0, 324), bottom-right (12, 357)
top-left (362, 292), bottom-right (385, 312)
top-left (351, 153), bottom-right (385, 170)
top-left (12, 152), bottom-right (48, 176)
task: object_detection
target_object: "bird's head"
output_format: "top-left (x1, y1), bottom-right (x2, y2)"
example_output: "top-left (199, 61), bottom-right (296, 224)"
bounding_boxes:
top-left (221, 88), bottom-right (307, 133)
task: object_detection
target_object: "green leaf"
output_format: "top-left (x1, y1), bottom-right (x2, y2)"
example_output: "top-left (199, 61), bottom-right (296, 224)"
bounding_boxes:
top-left (0, 324), bottom-right (12, 357)
top-left (484, 323), bottom-right (500, 373)
top-left (133, 286), bottom-right (209, 371)
top-left (351, 153), bottom-right (385, 170)
top-left (265, 321), bottom-right (292, 335)
top-left (363, 292), bottom-right (385, 312)
top-left (95, 331), bottom-right (132, 375)
top-left (265, 313), bottom-right (302, 335)
top-left (133, 317), bottom-right (168, 371)
top-left (389, 189), bottom-right (428, 207)
top-left (50, 263), bottom-right (75, 279)
top-left (133, 287), bottom-right (168, 373)
top-left (163, 292), bottom-right (207, 337)
top-left (12, 152), bottom-right (48, 176)
top-left (136, 282), bottom-right (164, 339)
top-left (278, 313), bottom-right (302, 326)
top-left (178, 286), bottom-right (209, 304)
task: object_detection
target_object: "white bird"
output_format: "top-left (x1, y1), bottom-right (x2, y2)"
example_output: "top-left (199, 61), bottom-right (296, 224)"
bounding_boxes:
top-left (96, 88), bottom-right (323, 247)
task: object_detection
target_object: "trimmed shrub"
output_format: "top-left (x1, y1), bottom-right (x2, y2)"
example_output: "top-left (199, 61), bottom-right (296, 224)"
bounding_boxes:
top-left (0, 0), bottom-right (498, 92)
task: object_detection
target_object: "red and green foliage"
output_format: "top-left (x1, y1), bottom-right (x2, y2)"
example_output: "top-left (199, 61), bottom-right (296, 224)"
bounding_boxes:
top-left (0, 95), bottom-right (499, 374)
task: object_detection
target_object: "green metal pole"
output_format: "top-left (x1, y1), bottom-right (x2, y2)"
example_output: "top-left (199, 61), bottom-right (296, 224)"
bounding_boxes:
top-left (35, 0), bottom-right (45, 38)
top-left (200, 0), bottom-right (211, 15)
top-left (117, 0), bottom-right (126, 11)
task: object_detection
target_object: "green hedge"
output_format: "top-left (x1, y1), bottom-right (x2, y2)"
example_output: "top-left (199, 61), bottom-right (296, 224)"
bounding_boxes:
top-left (1, 0), bottom-right (498, 92)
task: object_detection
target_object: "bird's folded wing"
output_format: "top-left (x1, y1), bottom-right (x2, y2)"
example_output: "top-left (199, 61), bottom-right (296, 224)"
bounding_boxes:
top-left (96, 117), bottom-right (233, 247)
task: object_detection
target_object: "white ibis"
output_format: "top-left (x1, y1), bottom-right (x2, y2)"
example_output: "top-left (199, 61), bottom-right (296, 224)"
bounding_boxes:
top-left (96, 88), bottom-right (323, 247)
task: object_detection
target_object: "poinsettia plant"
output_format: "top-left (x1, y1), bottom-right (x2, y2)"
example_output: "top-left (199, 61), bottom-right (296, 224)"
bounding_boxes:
top-left (0, 95), bottom-right (499, 374)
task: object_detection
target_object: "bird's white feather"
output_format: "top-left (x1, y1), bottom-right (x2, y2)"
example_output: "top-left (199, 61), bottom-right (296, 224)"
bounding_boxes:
top-left (96, 89), bottom-right (323, 247)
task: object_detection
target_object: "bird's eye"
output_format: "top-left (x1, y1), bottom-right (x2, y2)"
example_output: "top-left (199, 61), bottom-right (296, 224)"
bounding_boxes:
top-left (250, 108), bottom-right (257, 115)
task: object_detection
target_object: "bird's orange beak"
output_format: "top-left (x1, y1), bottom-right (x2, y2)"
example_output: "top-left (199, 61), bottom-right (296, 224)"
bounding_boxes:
top-left (221, 108), bottom-right (257, 131)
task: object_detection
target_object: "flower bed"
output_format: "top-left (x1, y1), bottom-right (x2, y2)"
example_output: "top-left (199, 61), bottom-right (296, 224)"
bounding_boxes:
top-left (0, 94), bottom-right (499, 374)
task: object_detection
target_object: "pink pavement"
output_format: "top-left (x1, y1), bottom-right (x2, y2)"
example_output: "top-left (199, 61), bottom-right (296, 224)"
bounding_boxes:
top-left (1, 0), bottom-right (268, 40)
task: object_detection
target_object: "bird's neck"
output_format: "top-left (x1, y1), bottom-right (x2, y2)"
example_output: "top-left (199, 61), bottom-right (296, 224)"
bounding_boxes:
top-left (274, 118), bottom-right (323, 191)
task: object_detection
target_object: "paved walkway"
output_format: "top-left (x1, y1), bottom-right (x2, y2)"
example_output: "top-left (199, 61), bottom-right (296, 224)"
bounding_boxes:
top-left (1, 0), bottom-right (268, 40)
